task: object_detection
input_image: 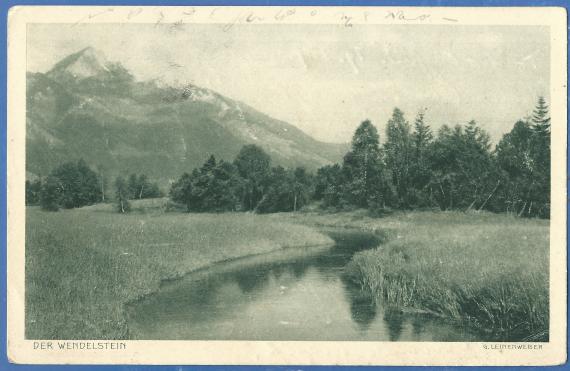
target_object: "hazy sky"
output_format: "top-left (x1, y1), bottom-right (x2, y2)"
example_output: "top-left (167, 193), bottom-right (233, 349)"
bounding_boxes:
top-left (27, 23), bottom-right (550, 143)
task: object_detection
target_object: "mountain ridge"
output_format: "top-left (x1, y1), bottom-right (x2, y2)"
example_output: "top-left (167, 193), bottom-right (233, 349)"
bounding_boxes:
top-left (48, 47), bottom-right (111, 79)
top-left (27, 47), bottom-right (348, 181)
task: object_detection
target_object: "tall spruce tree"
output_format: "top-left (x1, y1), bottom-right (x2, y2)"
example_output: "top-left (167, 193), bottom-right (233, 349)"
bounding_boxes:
top-left (410, 111), bottom-right (434, 207)
top-left (385, 108), bottom-right (413, 208)
top-left (529, 96), bottom-right (551, 217)
top-left (494, 105), bottom-right (550, 218)
top-left (532, 96), bottom-right (551, 135)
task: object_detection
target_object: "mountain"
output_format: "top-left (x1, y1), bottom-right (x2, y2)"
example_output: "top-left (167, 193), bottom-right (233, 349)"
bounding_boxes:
top-left (26, 47), bottom-right (348, 181)
top-left (48, 47), bottom-right (111, 80)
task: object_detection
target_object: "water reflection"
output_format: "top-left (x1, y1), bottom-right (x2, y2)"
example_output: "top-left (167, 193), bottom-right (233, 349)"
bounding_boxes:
top-left (412, 315), bottom-right (426, 336)
top-left (127, 230), bottom-right (478, 341)
top-left (349, 294), bottom-right (377, 331)
top-left (235, 267), bottom-right (270, 294)
top-left (384, 310), bottom-right (405, 341)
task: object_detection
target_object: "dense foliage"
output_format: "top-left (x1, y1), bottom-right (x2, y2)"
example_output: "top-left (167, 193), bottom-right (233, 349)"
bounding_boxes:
top-left (170, 155), bottom-right (243, 212)
top-left (126, 173), bottom-right (162, 200)
top-left (25, 179), bottom-right (42, 206)
top-left (316, 97), bottom-right (551, 218)
top-left (170, 147), bottom-right (314, 213)
top-left (29, 97), bottom-right (550, 218)
top-left (166, 97), bottom-right (550, 217)
top-left (28, 160), bottom-right (162, 212)
top-left (35, 160), bottom-right (103, 211)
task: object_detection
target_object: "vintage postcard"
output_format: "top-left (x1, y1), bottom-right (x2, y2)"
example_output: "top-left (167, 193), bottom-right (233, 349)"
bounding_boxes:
top-left (6, 5), bottom-right (567, 366)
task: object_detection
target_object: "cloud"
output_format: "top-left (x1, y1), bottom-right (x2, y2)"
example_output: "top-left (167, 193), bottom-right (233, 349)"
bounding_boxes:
top-left (27, 24), bottom-right (549, 143)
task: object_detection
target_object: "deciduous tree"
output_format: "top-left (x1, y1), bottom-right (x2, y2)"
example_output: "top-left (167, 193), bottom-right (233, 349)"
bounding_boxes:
top-left (233, 145), bottom-right (271, 211)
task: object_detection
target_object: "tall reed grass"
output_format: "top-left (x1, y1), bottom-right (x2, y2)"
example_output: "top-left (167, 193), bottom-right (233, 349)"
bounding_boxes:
top-left (344, 211), bottom-right (549, 341)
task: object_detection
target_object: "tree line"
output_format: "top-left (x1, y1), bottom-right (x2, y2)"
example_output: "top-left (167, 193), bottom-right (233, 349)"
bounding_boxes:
top-left (27, 97), bottom-right (550, 218)
top-left (169, 96), bottom-right (550, 218)
top-left (26, 160), bottom-right (162, 211)
top-left (314, 96), bottom-right (550, 218)
top-left (169, 145), bottom-right (313, 213)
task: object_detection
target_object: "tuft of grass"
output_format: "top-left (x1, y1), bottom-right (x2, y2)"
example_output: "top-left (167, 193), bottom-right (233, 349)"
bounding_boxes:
top-left (26, 206), bottom-right (332, 339)
top-left (343, 211), bottom-right (549, 341)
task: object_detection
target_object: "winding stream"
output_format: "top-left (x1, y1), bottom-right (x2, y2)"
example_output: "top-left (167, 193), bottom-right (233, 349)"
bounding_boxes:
top-left (126, 230), bottom-right (479, 341)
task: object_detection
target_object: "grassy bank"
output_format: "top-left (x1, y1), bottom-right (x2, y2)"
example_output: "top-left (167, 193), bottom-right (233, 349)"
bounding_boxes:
top-left (26, 201), bottom-right (549, 341)
top-left (335, 211), bottom-right (549, 341)
top-left (25, 201), bottom-right (332, 339)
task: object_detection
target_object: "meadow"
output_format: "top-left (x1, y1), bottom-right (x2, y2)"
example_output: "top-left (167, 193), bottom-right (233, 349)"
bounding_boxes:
top-left (26, 200), bottom-right (549, 341)
top-left (25, 200), bottom-right (332, 339)
top-left (339, 212), bottom-right (550, 341)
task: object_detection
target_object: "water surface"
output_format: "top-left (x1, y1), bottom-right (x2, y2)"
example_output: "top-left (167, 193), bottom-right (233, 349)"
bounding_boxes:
top-left (127, 230), bottom-right (478, 341)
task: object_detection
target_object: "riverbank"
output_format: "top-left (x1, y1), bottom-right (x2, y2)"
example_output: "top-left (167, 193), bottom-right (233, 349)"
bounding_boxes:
top-left (280, 210), bottom-right (548, 341)
top-left (26, 202), bottom-right (549, 341)
top-left (25, 203), bottom-right (333, 339)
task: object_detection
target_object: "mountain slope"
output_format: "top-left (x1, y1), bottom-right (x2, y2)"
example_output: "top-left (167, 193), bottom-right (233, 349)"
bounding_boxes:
top-left (26, 48), bottom-right (348, 180)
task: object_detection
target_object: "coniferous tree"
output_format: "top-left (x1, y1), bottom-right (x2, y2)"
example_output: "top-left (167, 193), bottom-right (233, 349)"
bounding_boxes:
top-left (530, 96), bottom-right (550, 217)
top-left (494, 97), bottom-right (551, 218)
top-left (410, 111), bottom-right (434, 207)
top-left (385, 108), bottom-right (413, 208)
top-left (162, 98), bottom-right (551, 219)
top-left (169, 172), bottom-right (193, 211)
top-left (532, 96), bottom-right (551, 136)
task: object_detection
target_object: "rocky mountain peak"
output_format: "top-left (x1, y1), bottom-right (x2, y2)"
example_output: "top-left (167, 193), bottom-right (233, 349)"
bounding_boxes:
top-left (27, 48), bottom-right (348, 179)
top-left (48, 47), bottom-right (111, 80)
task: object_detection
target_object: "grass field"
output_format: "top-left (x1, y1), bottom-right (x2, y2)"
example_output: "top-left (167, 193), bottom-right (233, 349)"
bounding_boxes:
top-left (25, 200), bottom-right (332, 339)
top-left (26, 201), bottom-right (549, 341)
top-left (338, 211), bottom-right (550, 341)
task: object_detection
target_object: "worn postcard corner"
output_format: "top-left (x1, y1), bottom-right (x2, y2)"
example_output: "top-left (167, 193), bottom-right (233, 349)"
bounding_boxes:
top-left (6, 5), bottom-right (568, 366)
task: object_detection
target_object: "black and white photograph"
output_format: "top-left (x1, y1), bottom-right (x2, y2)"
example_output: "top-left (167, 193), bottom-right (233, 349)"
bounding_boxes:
top-left (7, 6), bottom-right (567, 366)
